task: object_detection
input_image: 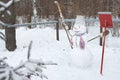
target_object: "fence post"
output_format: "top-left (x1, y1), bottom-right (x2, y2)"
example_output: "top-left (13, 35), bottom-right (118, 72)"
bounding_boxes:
top-left (100, 27), bottom-right (103, 46)
top-left (56, 19), bottom-right (59, 41)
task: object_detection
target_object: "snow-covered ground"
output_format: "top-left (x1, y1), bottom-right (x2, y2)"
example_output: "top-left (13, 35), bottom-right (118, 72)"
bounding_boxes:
top-left (0, 22), bottom-right (120, 80)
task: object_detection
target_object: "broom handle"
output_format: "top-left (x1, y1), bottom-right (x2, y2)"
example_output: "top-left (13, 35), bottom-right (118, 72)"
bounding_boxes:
top-left (54, 1), bottom-right (73, 49)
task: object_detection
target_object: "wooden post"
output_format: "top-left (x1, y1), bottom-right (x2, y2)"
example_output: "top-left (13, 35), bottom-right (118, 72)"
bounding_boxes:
top-left (100, 27), bottom-right (103, 46)
top-left (56, 19), bottom-right (59, 41)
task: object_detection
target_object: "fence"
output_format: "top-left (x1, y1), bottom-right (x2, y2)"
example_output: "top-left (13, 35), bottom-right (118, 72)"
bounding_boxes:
top-left (0, 18), bottom-right (120, 37)
top-left (0, 18), bottom-right (120, 27)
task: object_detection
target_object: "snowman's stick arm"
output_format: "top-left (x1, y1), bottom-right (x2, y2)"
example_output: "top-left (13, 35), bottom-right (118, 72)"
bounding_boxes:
top-left (87, 35), bottom-right (100, 42)
top-left (88, 30), bottom-right (109, 42)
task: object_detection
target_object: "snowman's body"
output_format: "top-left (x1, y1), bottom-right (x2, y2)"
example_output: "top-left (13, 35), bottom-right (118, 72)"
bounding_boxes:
top-left (70, 16), bottom-right (93, 68)
top-left (72, 30), bottom-right (86, 49)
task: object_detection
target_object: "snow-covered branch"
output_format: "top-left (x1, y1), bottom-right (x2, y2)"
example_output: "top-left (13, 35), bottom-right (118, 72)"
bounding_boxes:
top-left (0, 0), bottom-right (20, 16)
top-left (0, 0), bottom-right (13, 12)
top-left (0, 21), bottom-right (5, 26)
top-left (0, 41), bottom-right (57, 80)
top-left (0, 57), bottom-right (7, 62)
top-left (0, 57), bottom-right (56, 80)
top-left (0, 31), bottom-right (6, 41)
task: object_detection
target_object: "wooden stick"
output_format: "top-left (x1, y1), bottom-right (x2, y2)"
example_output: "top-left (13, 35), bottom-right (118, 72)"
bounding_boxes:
top-left (88, 30), bottom-right (109, 42)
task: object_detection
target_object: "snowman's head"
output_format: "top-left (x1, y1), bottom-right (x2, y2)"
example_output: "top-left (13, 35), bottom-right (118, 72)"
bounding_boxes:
top-left (73, 25), bottom-right (86, 34)
top-left (73, 15), bottom-right (86, 34)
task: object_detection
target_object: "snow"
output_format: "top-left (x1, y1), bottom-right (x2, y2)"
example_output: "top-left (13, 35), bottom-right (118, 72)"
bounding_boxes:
top-left (98, 12), bottom-right (112, 14)
top-left (70, 47), bottom-right (93, 68)
top-left (0, 17), bottom-right (120, 80)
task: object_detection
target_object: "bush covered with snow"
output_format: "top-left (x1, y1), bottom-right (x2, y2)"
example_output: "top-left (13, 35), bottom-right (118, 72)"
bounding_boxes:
top-left (0, 41), bottom-right (57, 80)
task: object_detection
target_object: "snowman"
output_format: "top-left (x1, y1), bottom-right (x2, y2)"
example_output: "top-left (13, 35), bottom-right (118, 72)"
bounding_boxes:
top-left (70, 16), bottom-right (93, 68)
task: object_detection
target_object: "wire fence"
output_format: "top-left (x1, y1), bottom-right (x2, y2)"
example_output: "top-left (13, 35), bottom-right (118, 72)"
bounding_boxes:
top-left (0, 18), bottom-right (120, 37)
top-left (0, 18), bottom-right (120, 28)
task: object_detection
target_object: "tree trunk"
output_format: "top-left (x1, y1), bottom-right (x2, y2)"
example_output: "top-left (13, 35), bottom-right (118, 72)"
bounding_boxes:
top-left (5, 1), bottom-right (17, 51)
